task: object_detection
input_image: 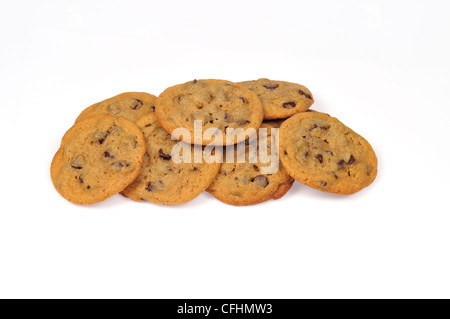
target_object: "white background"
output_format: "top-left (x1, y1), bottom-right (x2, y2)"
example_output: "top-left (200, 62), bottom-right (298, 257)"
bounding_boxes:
top-left (1, 0), bottom-right (449, 299)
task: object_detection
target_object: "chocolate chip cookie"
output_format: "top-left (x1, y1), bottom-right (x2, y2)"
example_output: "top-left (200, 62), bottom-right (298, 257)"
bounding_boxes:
top-left (76, 92), bottom-right (157, 123)
top-left (51, 114), bottom-right (146, 204)
top-left (121, 113), bottom-right (222, 205)
top-left (155, 79), bottom-right (264, 146)
top-left (207, 123), bottom-right (294, 206)
top-left (279, 112), bottom-right (377, 195)
top-left (239, 78), bottom-right (314, 120)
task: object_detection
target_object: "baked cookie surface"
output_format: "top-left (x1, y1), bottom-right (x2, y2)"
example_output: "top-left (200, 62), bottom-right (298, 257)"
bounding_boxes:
top-left (279, 112), bottom-right (377, 195)
top-left (51, 115), bottom-right (146, 204)
top-left (207, 123), bottom-right (294, 206)
top-left (76, 92), bottom-right (157, 123)
top-left (155, 79), bottom-right (263, 146)
top-left (121, 113), bottom-right (222, 205)
top-left (239, 78), bottom-right (314, 120)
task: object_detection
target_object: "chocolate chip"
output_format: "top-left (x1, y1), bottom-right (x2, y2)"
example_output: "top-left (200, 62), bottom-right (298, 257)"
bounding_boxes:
top-left (130, 99), bottom-right (143, 110)
top-left (305, 152), bottom-right (309, 157)
top-left (321, 126), bottom-right (330, 130)
top-left (264, 84), bottom-right (279, 90)
top-left (177, 95), bottom-right (183, 103)
top-left (145, 124), bottom-right (152, 128)
top-left (193, 79), bottom-right (198, 84)
top-left (103, 151), bottom-right (114, 159)
top-left (253, 165), bottom-right (260, 172)
top-left (348, 155), bottom-right (356, 165)
top-left (239, 96), bottom-right (247, 103)
top-left (320, 181), bottom-right (328, 187)
top-left (236, 119), bottom-right (250, 126)
top-left (224, 112), bottom-right (233, 123)
top-left (125, 136), bottom-right (138, 149)
top-left (193, 167), bottom-right (198, 171)
top-left (333, 172), bottom-right (338, 179)
top-left (71, 156), bottom-right (84, 170)
top-left (109, 126), bottom-right (123, 135)
top-left (107, 103), bottom-right (120, 114)
top-left (299, 89), bottom-right (312, 99)
top-left (79, 175), bottom-right (84, 184)
top-left (94, 131), bottom-right (110, 144)
top-left (283, 102), bottom-right (296, 109)
top-left (326, 150), bottom-right (334, 156)
top-left (337, 160), bottom-right (345, 166)
top-left (146, 182), bottom-right (156, 192)
top-left (315, 154), bottom-right (323, 163)
top-left (309, 124), bottom-right (318, 131)
top-left (158, 149), bottom-right (171, 160)
top-left (150, 105), bottom-right (155, 112)
top-left (87, 185), bottom-right (91, 190)
top-left (111, 161), bottom-right (129, 170)
top-left (366, 164), bottom-right (372, 175)
top-left (252, 175), bottom-right (269, 188)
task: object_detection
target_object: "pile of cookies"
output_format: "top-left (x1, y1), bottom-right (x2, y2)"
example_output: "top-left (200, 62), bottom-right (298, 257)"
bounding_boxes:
top-left (51, 79), bottom-right (378, 206)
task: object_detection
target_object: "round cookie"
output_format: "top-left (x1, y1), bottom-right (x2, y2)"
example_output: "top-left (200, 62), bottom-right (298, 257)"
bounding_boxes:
top-left (207, 123), bottom-right (294, 206)
top-left (51, 114), bottom-right (146, 205)
top-left (121, 113), bottom-right (222, 205)
top-left (155, 79), bottom-right (264, 146)
top-left (239, 78), bottom-right (314, 120)
top-left (76, 92), bottom-right (157, 123)
top-left (279, 112), bottom-right (377, 195)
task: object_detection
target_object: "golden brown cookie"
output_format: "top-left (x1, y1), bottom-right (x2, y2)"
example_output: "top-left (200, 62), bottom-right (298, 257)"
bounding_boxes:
top-left (155, 79), bottom-right (264, 146)
top-left (76, 92), bottom-right (157, 123)
top-left (239, 78), bottom-right (314, 120)
top-left (279, 112), bottom-right (377, 195)
top-left (51, 115), bottom-right (146, 204)
top-left (121, 113), bottom-right (222, 205)
top-left (207, 123), bottom-right (294, 206)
